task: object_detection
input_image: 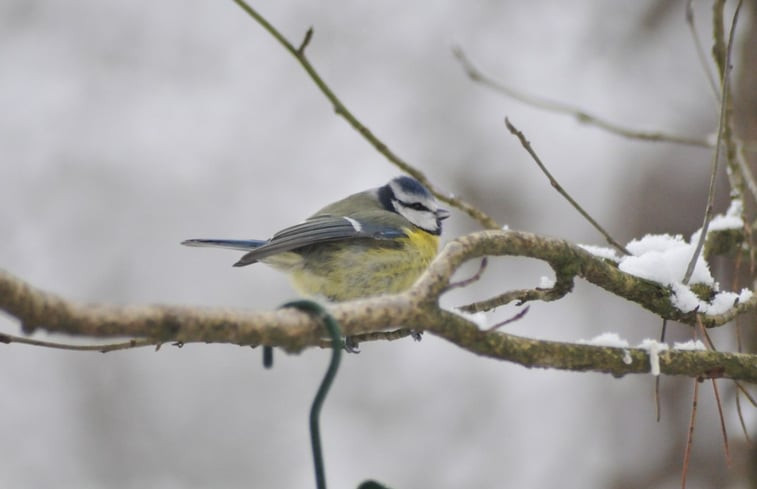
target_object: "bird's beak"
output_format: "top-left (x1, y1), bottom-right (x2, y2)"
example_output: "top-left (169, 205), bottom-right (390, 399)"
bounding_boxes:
top-left (436, 208), bottom-right (451, 220)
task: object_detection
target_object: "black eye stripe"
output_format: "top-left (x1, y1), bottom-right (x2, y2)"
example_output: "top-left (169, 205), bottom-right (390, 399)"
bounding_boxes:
top-left (399, 200), bottom-right (429, 211)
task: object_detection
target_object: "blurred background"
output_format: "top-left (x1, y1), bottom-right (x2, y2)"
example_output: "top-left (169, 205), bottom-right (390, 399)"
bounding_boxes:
top-left (1, 1), bottom-right (755, 488)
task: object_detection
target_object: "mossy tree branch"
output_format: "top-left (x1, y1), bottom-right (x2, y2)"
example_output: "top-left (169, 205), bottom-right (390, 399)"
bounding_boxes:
top-left (2, 230), bottom-right (756, 382)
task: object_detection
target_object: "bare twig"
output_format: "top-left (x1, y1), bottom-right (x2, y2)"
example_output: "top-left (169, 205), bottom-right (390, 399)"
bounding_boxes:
top-left (696, 314), bottom-right (717, 351)
top-left (735, 381), bottom-right (757, 407)
top-left (731, 261), bottom-right (753, 444)
top-left (459, 285), bottom-right (568, 313)
top-left (711, 0), bottom-right (753, 203)
top-left (444, 257), bottom-right (488, 292)
top-left (317, 328), bottom-right (414, 348)
top-left (713, 2), bottom-right (757, 217)
top-left (655, 319), bottom-right (668, 422)
top-left (231, 0), bottom-right (500, 229)
top-left (655, 376), bottom-right (662, 422)
top-left (683, 0), bottom-right (743, 284)
top-left (659, 319), bottom-right (669, 344)
top-left (735, 390), bottom-right (752, 444)
top-left (711, 379), bottom-right (732, 466)
top-left (681, 380), bottom-right (699, 489)
top-left (0, 332), bottom-right (154, 352)
top-left (685, 0), bottom-right (720, 103)
top-left (484, 306), bottom-right (529, 331)
top-left (505, 118), bottom-right (630, 255)
top-left (297, 26), bottom-right (313, 56)
top-left (453, 46), bottom-right (714, 149)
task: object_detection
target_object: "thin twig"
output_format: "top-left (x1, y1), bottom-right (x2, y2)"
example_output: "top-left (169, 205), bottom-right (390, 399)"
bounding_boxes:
top-left (459, 288), bottom-right (554, 312)
top-left (682, 0), bottom-right (743, 284)
top-left (735, 390), bottom-right (752, 444)
top-left (458, 269), bottom-right (575, 313)
top-left (505, 118), bottom-right (630, 255)
top-left (710, 379), bottom-right (732, 467)
top-left (655, 376), bottom-right (662, 422)
top-left (0, 332), bottom-right (154, 352)
top-left (316, 328), bottom-right (415, 348)
top-left (685, 0), bottom-right (720, 103)
top-left (711, 0), bottom-right (752, 210)
top-left (696, 314), bottom-right (716, 351)
top-left (734, 381), bottom-right (757, 407)
top-left (485, 306), bottom-right (529, 331)
top-left (297, 27), bottom-right (313, 56)
top-left (231, 0), bottom-right (500, 229)
top-left (730, 257), bottom-right (752, 444)
top-left (444, 257), bottom-right (488, 292)
top-left (453, 46), bottom-right (714, 149)
top-left (660, 319), bottom-right (668, 343)
top-left (712, 0), bottom-right (728, 78)
top-left (681, 380), bottom-right (699, 489)
top-left (656, 318), bottom-right (669, 422)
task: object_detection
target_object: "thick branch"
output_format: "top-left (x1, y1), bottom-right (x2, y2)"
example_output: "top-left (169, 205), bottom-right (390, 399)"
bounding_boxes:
top-left (2, 231), bottom-right (756, 382)
top-left (431, 309), bottom-right (757, 382)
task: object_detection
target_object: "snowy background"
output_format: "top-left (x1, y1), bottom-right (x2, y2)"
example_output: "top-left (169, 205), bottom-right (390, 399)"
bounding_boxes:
top-left (1, 1), bottom-right (754, 488)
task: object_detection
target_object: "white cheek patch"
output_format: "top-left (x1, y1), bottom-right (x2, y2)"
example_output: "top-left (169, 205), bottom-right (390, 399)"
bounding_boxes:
top-left (397, 206), bottom-right (438, 233)
top-left (343, 216), bottom-right (363, 232)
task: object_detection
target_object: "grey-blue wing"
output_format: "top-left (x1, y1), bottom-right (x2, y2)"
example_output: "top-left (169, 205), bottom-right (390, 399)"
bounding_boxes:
top-left (234, 215), bottom-right (405, 267)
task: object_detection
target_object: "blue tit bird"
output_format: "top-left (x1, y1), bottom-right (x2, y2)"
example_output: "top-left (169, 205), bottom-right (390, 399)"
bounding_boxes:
top-left (182, 176), bottom-right (450, 302)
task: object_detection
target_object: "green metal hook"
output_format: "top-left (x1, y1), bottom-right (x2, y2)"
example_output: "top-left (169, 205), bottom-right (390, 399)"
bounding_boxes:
top-left (280, 300), bottom-right (342, 489)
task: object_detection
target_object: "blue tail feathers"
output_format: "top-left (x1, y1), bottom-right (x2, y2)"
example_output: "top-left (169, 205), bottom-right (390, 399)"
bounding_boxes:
top-left (181, 238), bottom-right (266, 251)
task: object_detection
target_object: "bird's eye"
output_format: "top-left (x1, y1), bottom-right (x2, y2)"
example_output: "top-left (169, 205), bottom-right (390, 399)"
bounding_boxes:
top-left (407, 202), bottom-right (428, 211)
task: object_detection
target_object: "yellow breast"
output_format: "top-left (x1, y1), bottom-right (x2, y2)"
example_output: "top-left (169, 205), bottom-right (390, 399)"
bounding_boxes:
top-left (285, 228), bottom-right (439, 302)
